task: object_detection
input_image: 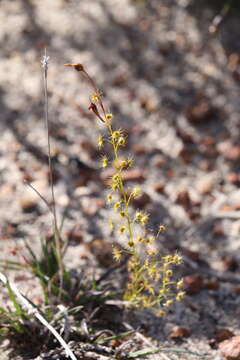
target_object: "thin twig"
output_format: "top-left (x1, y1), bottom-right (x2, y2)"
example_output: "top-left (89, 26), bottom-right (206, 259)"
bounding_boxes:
top-left (0, 271), bottom-right (77, 360)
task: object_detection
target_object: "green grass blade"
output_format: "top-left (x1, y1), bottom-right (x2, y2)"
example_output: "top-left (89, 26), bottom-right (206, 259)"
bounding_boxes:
top-left (96, 330), bottom-right (134, 344)
top-left (6, 282), bottom-right (23, 316)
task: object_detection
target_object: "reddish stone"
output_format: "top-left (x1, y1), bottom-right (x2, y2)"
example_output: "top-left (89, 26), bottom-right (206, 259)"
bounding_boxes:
top-left (219, 336), bottom-right (240, 360)
top-left (169, 326), bottom-right (190, 339)
top-left (121, 169), bottom-right (146, 183)
top-left (183, 275), bottom-right (204, 295)
top-left (131, 192), bottom-right (151, 209)
top-left (176, 190), bottom-right (191, 210)
top-left (226, 173), bottom-right (240, 185)
top-left (153, 183), bottom-right (165, 194)
top-left (215, 329), bottom-right (235, 343)
top-left (204, 280), bottom-right (220, 290)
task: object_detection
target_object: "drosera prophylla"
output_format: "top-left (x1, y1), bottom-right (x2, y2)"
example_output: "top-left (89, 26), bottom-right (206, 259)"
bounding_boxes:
top-left (65, 63), bottom-right (184, 313)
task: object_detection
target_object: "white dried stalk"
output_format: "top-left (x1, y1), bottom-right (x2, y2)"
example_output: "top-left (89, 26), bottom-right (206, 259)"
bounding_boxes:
top-left (0, 272), bottom-right (77, 360)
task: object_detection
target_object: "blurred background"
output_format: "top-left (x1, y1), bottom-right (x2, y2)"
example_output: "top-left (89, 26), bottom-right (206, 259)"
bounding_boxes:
top-left (1, 0), bottom-right (240, 240)
top-left (1, 0), bottom-right (240, 350)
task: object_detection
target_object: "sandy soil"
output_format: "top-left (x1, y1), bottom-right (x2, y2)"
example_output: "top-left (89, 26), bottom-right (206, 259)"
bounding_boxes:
top-left (1, 0), bottom-right (240, 359)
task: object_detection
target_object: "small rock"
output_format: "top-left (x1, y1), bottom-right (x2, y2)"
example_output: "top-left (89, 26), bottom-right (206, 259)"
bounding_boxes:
top-left (183, 275), bottom-right (204, 295)
top-left (179, 147), bottom-right (193, 163)
top-left (221, 256), bottom-right (238, 272)
top-left (219, 336), bottom-right (240, 360)
top-left (166, 169), bottom-right (175, 178)
top-left (153, 182), bottom-right (165, 193)
top-left (21, 171), bottom-right (33, 182)
top-left (209, 328), bottom-right (234, 349)
top-left (80, 139), bottom-right (98, 159)
top-left (234, 287), bottom-right (240, 294)
top-left (216, 329), bottom-right (235, 343)
top-left (188, 208), bottom-right (201, 221)
top-left (131, 191), bottom-right (151, 209)
top-left (20, 196), bottom-right (38, 213)
top-left (195, 174), bottom-right (216, 194)
top-left (201, 136), bottom-right (216, 146)
top-left (14, 274), bottom-right (29, 282)
top-left (212, 225), bottom-right (224, 237)
top-left (176, 190), bottom-right (191, 210)
top-left (121, 169), bottom-right (145, 183)
top-left (133, 144), bottom-right (147, 155)
top-left (112, 72), bottom-right (128, 87)
top-left (226, 173), bottom-right (240, 185)
top-left (217, 141), bottom-right (240, 161)
top-left (199, 159), bottom-right (211, 171)
top-left (181, 248), bottom-right (201, 262)
top-left (81, 197), bottom-right (105, 216)
top-left (153, 155), bottom-right (166, 168)
top-left (57, 194), bottom-right (70, 207)
top-left (67, 228), bottom-right (83, 245)
top-left (169, 326), bottom-right (190, 339)
top-left (140, 97), bottom-right (158, 112)
top-left (186, 98), bottom-right (217, 124)
top-left (101, 168), bottom-right (145, 184)
top-left (89, 239), bottom-right (115, 267)
top-left (204, 279), bottom-right (220, 290)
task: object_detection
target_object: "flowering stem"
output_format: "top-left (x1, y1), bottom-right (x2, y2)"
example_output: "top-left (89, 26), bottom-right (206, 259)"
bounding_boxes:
top-left (65, 63), bottom-right (184, 311)
top-left (42, 50), bottom-right (64, 290)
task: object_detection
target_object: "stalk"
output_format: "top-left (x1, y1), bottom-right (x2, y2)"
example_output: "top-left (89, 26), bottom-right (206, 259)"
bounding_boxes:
top-left (41, 50), bottom-right (64, 289)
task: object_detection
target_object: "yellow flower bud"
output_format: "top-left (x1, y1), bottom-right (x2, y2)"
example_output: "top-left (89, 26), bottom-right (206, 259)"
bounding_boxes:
top-left (113, 248), bottom-right (122, 262)
top-left (105, 113), bottom-right (113, 121)
top-left (118, 137), bottom-right (126, 146)
top-left (98, 135), bottom-right (104, 149)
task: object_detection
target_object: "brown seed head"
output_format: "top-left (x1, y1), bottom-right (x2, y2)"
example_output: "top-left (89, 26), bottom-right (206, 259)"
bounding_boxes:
top-left (64, 63), bottom-right (84, 72)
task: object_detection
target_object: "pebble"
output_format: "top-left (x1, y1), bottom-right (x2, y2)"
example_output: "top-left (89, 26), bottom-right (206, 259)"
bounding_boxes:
top-left (183, 275), bottom-right (204, 295)
top-left (195, 174), bottom-right (216, 194)
top-left (168, 326), bottom-right (190, 339)
top-left (219, 336), bottom-right (240, 360)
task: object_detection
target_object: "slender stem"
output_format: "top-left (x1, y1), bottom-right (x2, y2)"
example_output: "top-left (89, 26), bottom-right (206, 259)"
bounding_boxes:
top-left (42, 50), bottom-right (64, 287)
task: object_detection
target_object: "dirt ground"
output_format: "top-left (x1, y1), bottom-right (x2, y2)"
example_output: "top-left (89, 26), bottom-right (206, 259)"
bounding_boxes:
top-left (1, 0), bottom-right (240, 359)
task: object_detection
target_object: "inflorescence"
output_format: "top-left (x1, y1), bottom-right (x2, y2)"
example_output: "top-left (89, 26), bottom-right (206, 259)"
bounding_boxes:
top-left (65, 63), bottom-right (185, 314)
